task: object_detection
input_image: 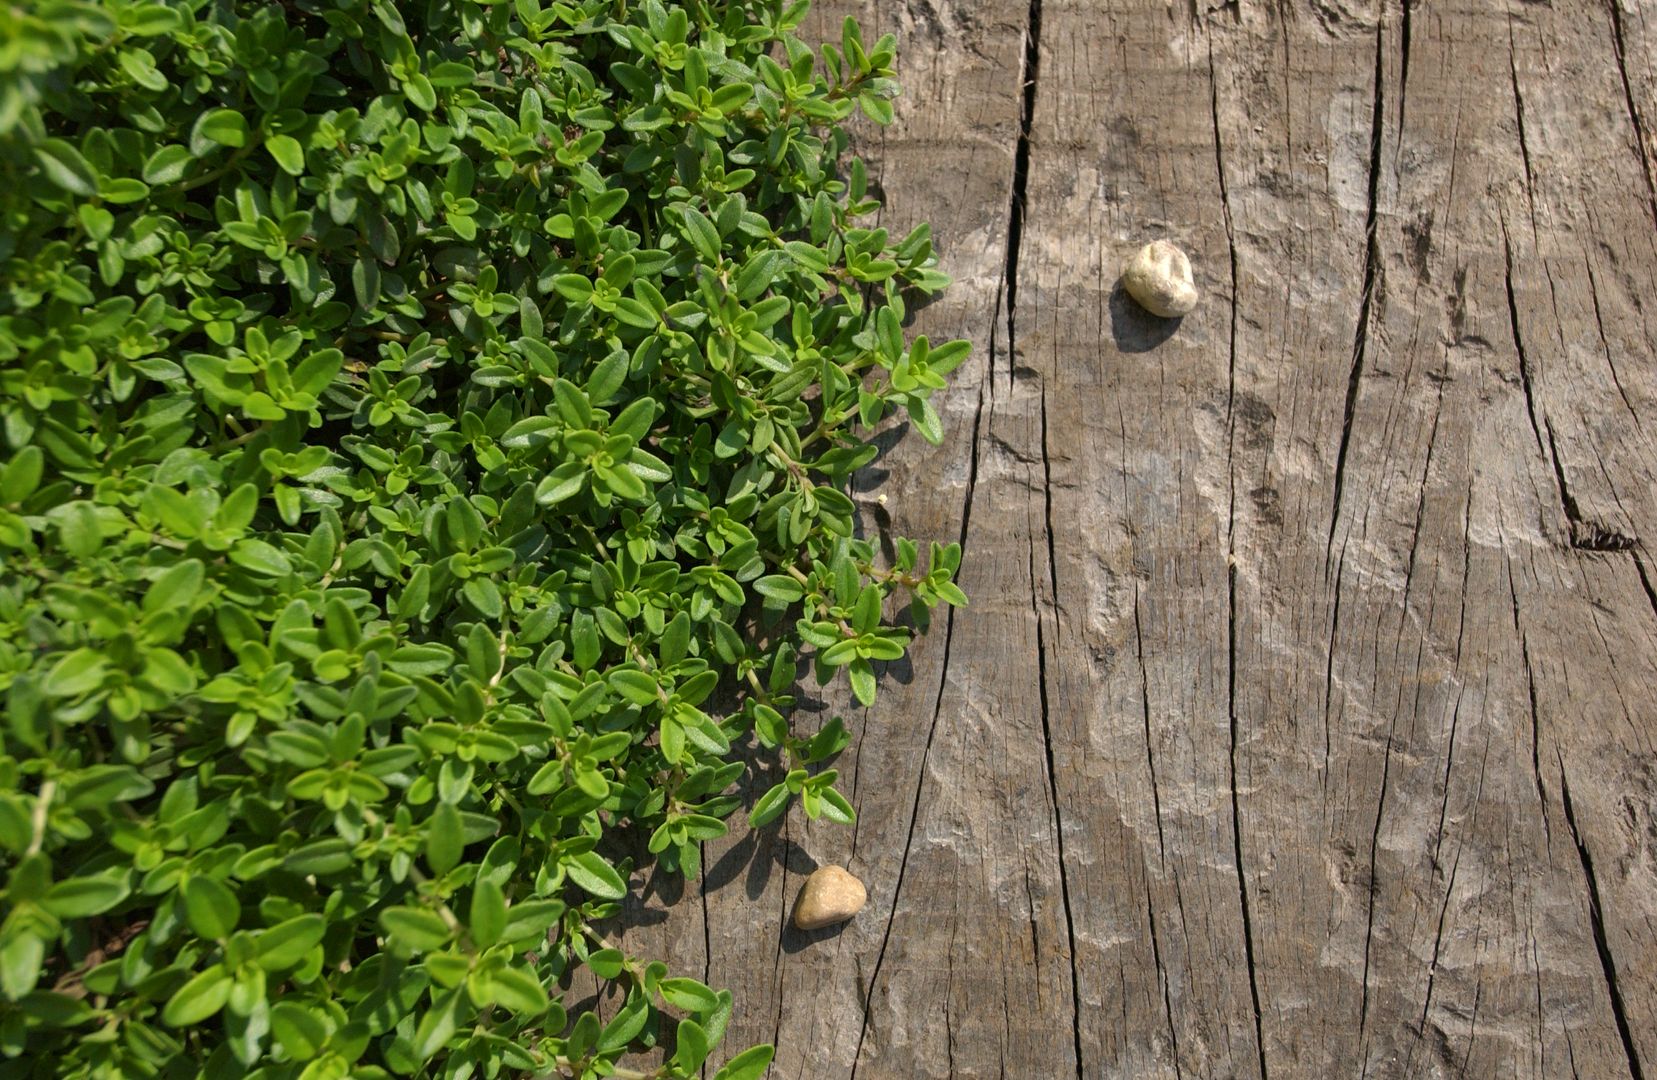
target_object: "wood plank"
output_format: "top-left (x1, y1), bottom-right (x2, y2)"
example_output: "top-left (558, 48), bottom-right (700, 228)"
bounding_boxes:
top-left (779, 1), bottom-right (1082, 1074)
top-left (626, 1), bottom-right (1043, 1075)
top-left (617, 1), bottom-right (1657, 1076)
top-left (1016, 0), bottom-right (1267, 1074)
top-left (1504, 0), bottom-right (1657, 552)
top-left (1200, 0), bottom-right (1654, 1076)
top-left (1501, 0), bottom-right (1657, 1070)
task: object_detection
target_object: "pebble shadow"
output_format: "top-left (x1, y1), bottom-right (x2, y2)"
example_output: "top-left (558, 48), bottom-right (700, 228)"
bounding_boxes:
top-left (1108, 278), bottom-right (1182, 352)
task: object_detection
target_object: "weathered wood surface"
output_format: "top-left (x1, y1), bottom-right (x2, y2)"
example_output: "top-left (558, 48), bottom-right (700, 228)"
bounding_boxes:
top-left (610, 0), bottom-right (1657, 1075)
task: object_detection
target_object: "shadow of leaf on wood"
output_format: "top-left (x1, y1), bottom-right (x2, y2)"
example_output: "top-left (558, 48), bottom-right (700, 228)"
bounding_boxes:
top-left (704, 834), bottom-right (863, 953)
top-left (1109, 278), bottom-right (1183, 352)
top-left (703, 800), bottom-right (823, 903)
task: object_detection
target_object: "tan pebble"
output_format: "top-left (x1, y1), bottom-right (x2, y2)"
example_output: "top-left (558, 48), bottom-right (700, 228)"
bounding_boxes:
top-left (1122, 239), bottom-right (1198, 318)
top-left (792, 865), bottom-right (867, 930)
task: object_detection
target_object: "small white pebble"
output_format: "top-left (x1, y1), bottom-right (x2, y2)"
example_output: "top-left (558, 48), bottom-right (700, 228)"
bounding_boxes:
top-left (1122, 239), bottom-right (1199, 318)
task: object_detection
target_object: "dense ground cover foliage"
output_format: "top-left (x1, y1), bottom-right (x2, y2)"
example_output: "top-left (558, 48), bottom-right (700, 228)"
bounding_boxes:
top-left (0, 0), bottom-right (966, 1075)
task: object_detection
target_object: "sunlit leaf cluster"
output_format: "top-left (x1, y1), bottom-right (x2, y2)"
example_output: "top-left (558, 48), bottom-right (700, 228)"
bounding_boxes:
top-left (0, 0), bottom-right (965, 1075)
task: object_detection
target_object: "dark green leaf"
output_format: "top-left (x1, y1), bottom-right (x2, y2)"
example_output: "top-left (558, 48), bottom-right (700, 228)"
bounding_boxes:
top-left (34, 139), bottom-right (98, 197)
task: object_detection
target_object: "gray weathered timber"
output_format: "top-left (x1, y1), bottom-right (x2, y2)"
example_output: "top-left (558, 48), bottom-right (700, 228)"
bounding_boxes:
top-left (609, 0), bottom-right (1657, 1076)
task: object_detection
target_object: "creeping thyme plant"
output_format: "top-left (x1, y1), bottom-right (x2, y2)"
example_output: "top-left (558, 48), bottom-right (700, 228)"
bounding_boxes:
top-left (0, 0), bottom-right (967, 1075)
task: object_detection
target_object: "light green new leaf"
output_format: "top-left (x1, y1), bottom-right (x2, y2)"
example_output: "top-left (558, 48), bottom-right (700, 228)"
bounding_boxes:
top-left (564, 851), bottom-right (625, 900)
top-left (162, 965), bottom-right (232, 1026)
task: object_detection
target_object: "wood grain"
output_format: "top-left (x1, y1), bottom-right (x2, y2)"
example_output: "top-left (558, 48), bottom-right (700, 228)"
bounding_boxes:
top-left (618, 0), bottom-right (1657, 1076)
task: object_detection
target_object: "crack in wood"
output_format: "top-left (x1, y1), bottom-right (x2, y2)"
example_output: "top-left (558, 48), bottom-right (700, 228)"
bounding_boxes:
top-left (1398, 0), bottom-right (1413, 144)
top-left (1506, 25), bottom-right (1541, 236)
top-left (1603, 0), bottom-right (1657, 228)
top-left (1133, 585), bottom-right (1169, 865)
top-left (1507, 561), bottom-right (1551, 841)
top-left (847, 519), bottom-right (960, 1080)
top-left (1211, 35), bottom-right (1268, 1080)
top-left (1001, 0), bottom-right (1043, 392)
top-left (1557, 759), bottom-right (1648, 1080)
top-left (1582, 259), bottom-right (1644, 437)
top-left (1002, 0), bottom-right (1085, 1066)
top-left (1356, 707), bottom-right (1398, 1067)
top-left (1500, 220), bottom-right (1547, 460)
top-left (1633, 556), bottom-right (1657, 629)
top-left (1227, 555), bottom-right (1269, 1080)
top-left (1329, 10), bottom-right (1390, 552)
top-left (1032, 384), bottom-right (1085, 1080)
top-left (849, 71), bottom-right (998, 1072)
top-left (1143, 873), bottom-right (1185, 1080)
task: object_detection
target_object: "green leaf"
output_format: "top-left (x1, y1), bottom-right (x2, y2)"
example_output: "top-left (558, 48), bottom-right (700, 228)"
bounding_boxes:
top-left (351, 257), bottom-right (381, 310)
top-left (859, 91), bottom-right (895, 125)
top-left (13, 990), bottom-right (92, 1029)
top-left (404, 72), bottom-right (437, 111)
top-left (673, 1018), bottom-right (710, 1072)
top-left (679, 206), bottom-right (721, 263)
top-left (599, 992), bottom-right (650, 1050)
top-left (283, 839), bottom-right (353, 875)
top-left (587, 948), bottom-right (625, 979)
top-left (124, 5), bottom-right (182, 35)
top-left (748, 782), bottom-right (791, 828)
top-left (144, 558), bottom-right (204, 613)
top-left (754, 575), bottom-right (804, 602)
top-left (0, 933), bottom-right (44, 999)
top-left (552, 274), bottom-right (593, 302)
top-left (55, 501), bottom-right (101, 557)
top-left (142, 144), bottom-right (193, 184)
top-left (607, 668), bottom-right (658, 705)
top-left (485, 965), bottom-right (548, 1014)
top-left (43, 649), bottom-right (106, 697)
top-left (907, 396), bottom-right (944, 444)
top-left (292, 348), bottom-right (343, 396)
top-left (182, 875), bottom-right (241, 938)
top-left (411, 987), bottom-right (464, 1060)
top-left (659, 611), bottom-right (691, 666)
top-left (847, 657), bottom-right (877, 706)
top-left (255, 915), bottom-right (327, 970)
top-left (270, 1000), bottom-right (328, 1060)
top-left (609, 397), bottom-right (656, 441)
top-left (63, 765), bottom-right (152, 807)
top-left (564, 851), bottom-right (625, 899)
top-left (192, 108), bottom-right (249, 153)
top-left (499, 900), bottom-right (564, 946)
top-left (426, 802), bottom-right (464, 873)
top-left (820, 786), bottom-right (856, 825)
top-left (380, 906), bottom-right (451, 951)
top-left (34, 139), bottom-right (98, 197)
top-left (230, 539), bottom-right (292, 577)
top-left (42, 876), bottom-right (129, 918)
top-left (100, 177), bottom-right (150, 203)
top-left (0, 445), bottom-right (43, 503)
top-left (658, 977), bottom-right (720, 1013)
top-left (469, 878), bottom-right (506, 947)
top-left (714, 1045), bottom-right (776, 1080)
top-left (267, 134), bottom-right (305, 176)
top-left (162, 965), bottom-right (232, 1026)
